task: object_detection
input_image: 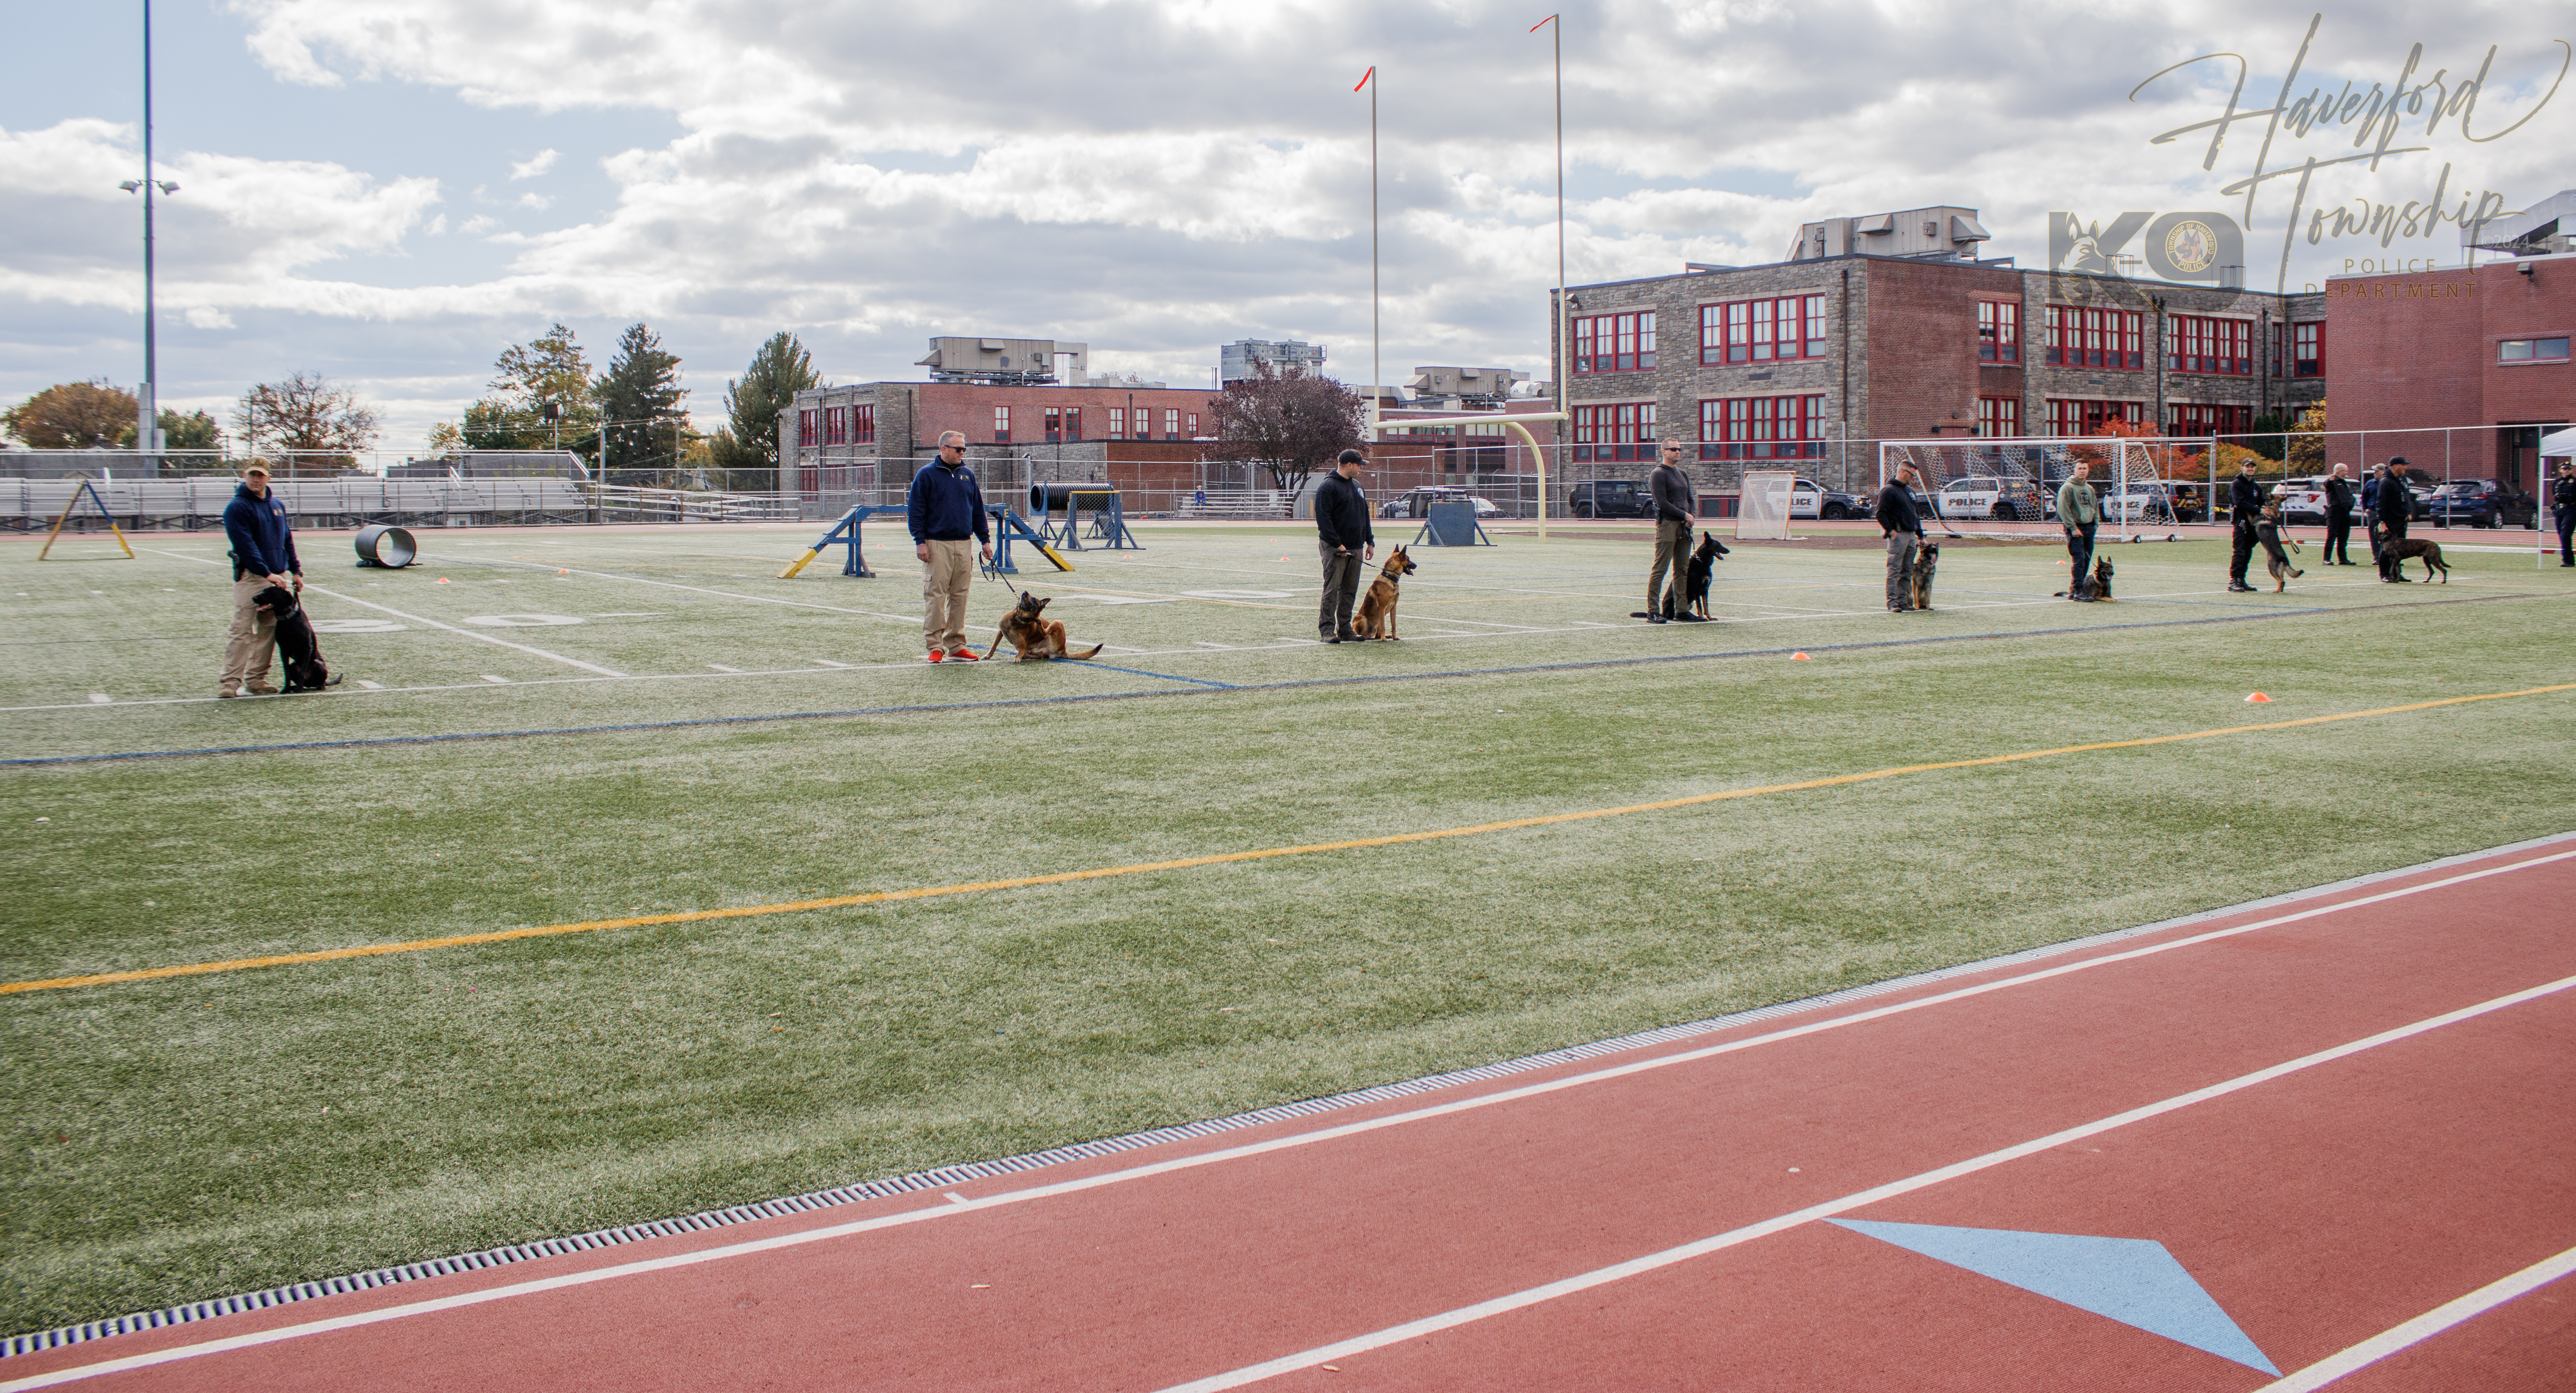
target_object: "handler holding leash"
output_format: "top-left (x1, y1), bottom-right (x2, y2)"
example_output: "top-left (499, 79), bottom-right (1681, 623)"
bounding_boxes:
top-left (1643, 440), bottom-right (1695, 624)
top-left (1878, 462), bottom-right (1926, 612)
top-left (2555, 460), bottom-right (2576, 567)
top-left (1315, 448), bottom-right (1373, 643)
top-left (219, 463), bottom-right (298, 698)
top-left (908, 431), bottom-right (993, 662)
top-left (2225, 457), bottom-right (2265, 593)
top-left (2323, 463), bottom-right (2357, 565)
top-left (2056, 461), bottom-right (2100, 600)
top-left (2375, 460), bottom-right (2414, 582)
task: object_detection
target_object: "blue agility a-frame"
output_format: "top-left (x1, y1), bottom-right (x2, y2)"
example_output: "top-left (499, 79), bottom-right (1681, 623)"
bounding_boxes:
top-left (777, 504), bottom-right (1070, 580)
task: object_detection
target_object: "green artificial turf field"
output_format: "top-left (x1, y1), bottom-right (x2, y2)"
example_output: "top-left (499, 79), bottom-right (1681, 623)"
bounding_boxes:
top-left (4, 520), bottom-right (2571, 1335)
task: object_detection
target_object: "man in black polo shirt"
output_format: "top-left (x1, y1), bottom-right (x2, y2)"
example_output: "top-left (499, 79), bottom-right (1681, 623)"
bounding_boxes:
top-left (2225, 458), bottom-right (2265, 592)
top-left (1877, 463), bottom-right (1925, 611)
top-left (1315, 449), bottom-right (1374, 643)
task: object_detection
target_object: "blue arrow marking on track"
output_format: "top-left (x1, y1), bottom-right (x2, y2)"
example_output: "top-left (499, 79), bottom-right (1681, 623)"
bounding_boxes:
top-left (1828, 1220), bottom-right (2278, 1374)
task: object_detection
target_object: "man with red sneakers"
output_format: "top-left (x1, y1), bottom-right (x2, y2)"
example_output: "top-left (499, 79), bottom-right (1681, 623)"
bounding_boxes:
top-left (908, 431), bottom-right (993, 661)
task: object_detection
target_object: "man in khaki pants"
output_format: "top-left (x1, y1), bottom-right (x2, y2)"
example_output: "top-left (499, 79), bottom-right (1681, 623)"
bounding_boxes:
top-left (219, 463), bottom-right (300, 696)
top-left (907, 432), bottom-right (994, 661)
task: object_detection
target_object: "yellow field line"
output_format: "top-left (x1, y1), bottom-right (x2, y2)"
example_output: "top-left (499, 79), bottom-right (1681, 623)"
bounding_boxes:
top-left (9, 681), bottom-right (2571, 998)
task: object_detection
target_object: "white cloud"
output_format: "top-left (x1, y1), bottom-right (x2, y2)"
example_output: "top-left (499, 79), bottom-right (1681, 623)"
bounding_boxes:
top-left (516, 192), bottom-right (550, 210)
top-left (508, 149), bottom-right (558, 180)
top-left (184, 306), bottom-right (237, 329)
top-left (458, 214), bottom-right (498, 235)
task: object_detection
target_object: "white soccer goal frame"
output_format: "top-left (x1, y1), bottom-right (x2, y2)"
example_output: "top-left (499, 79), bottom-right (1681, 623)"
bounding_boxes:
top-left (1876, 436), bottom-right (2218, 537)
top-left (1737, 469), bottom-right (1796, 541)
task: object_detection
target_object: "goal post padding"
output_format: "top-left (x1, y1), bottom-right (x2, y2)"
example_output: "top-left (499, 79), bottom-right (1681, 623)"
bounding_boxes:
top-left (1876, 437), bottom-right (2209, 533)
top-left (1737, 470), bottom-right (1795, 540)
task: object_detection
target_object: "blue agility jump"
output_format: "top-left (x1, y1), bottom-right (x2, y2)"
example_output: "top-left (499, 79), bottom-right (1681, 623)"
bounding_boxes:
top-left (778, 504), bottom-right (1071, 580)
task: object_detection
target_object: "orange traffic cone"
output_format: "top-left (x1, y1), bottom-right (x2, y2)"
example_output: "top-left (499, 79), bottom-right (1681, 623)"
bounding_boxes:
top-left (2245, 692), bottom-right (2272, 703)
top-left (1791, 651), bottom-right (1812, 661)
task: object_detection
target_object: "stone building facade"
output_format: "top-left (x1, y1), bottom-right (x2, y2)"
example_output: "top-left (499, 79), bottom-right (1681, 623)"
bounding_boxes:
top-left (1551, 245), bottom-right (2326, 490)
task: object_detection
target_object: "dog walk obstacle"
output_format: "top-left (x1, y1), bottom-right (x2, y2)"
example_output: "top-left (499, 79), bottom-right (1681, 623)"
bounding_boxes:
top-left (779, 504), bottom-right (1071, 580)
top-left (36, 477), bottom-right (136, 561)
top-left (1027, 482), bottom-right (1141, 552)
top-left (1411, 498), bottom-right (1495, 547)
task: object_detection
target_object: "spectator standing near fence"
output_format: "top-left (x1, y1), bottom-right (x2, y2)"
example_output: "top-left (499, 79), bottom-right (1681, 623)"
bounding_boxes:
top-left (908, 431), bottom-right (993, 662)
top-left (2323, 463), bottom-right (2357, 565)
top-left (1877, 462), bottom-right (1925, 612)
top-left (2375, 460), bottom-right (2414, 582)
top-left (2225, 458), bottom-right (2265, 593)
top-left (2553, 461), bottom-right (2575, 567)
top-left (1315, 449), bottom-right (1374, 643)
top-left (2057, 462), bottom-right (2100, 600)
top-left (218, 464), bottom-right (298, 698)
top-left (1644, 440), bottom-right (1694, 624)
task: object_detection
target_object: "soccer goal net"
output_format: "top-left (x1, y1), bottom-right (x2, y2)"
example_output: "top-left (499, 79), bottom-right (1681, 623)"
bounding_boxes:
top-left (1737, 470), bottom-right (1795, 540)
top-left (1877, 437), bottom-right (2214, 538)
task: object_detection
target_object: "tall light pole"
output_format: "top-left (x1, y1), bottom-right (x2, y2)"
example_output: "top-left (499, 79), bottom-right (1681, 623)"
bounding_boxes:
top-left (118, 0), bottom-right (178, 475)
top-left (1355, 65), bottom-right (1379, 433)
top-left (1532, 15), bottom-right (1564, 424)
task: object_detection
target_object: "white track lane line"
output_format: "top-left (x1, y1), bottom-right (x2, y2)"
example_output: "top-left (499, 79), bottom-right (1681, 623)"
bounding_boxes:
top-left (3, 851), bottom-right (2565, 1392)
top-left (132, 548), bottom-right (626, 678)
top-left (1154, 973), bottom-right (2576, 1393)
top-left (2255, 1243), bottom-right (2576, 1390)
top-left (428, 553), bottom-right (921, 625)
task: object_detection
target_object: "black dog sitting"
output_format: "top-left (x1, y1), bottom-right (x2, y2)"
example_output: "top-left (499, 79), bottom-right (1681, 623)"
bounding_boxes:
top-left (1680, 532), bottom-right (1727, 619)
top-left (252, 584), bottom-right (342, 693)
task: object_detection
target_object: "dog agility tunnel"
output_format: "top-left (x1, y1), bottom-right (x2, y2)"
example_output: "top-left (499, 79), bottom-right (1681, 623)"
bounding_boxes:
top-left (1028, 481), bottom-right (1119, 513)
top-left (354, 524), bottom-right (417, 568)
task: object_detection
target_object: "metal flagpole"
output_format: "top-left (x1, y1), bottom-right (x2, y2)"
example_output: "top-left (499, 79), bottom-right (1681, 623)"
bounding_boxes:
top-left (1355, 65), bottom-right (1379, 437)
top-left (1532, 13), bottom-right (1562, 541)
top-left (138, 0), bottom-right (159, 473)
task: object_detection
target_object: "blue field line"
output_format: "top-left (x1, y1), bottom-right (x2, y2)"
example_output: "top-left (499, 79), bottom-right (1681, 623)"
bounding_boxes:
top-left (0, 594), bottom-right (2533, 768)
top-left (1072, 661), bottom-right (1236, 689)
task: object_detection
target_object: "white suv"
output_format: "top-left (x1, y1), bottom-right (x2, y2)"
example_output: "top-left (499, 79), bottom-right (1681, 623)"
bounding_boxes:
top-left (1935, 475), bottom-right (2050, 522)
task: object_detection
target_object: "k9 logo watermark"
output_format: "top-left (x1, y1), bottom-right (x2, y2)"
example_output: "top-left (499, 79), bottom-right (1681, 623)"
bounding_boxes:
top-left (2049, 210), bottom-right (2248, 283)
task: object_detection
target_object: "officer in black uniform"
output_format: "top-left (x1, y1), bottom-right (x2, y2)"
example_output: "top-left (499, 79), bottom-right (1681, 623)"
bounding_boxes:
top-left (2376, 461), bottom-right (2414, 581)
top-left (2226, 458), bottom-right (2266, 592)
top-left (2322, 464), bottom-right (2357, 565)
top-left (2554, 461), bottom-right (2576, 567)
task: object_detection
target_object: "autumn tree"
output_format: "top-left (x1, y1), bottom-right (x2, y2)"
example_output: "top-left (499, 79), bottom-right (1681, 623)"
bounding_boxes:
top-left (3, 380), bottom-right (139, 449)
top-left (2284, 399), bottom-right (2328, 473)
top-left (592, 322), bottom-right (688, 481)
top-left (462, 322), bottom-right (597, 453)
top-left (711, 332), bottom-right (822, 489)
top-left (1209, 361), bottom-right (1366, 495)
top-left (236, 372), bottom-right (380, 475)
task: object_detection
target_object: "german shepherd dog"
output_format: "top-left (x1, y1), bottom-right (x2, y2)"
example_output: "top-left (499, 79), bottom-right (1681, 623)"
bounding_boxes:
top-left (1682, 533), bottom-right (1725, 618)
top-left (2056, 556), bottom-right (2116, 601)
top-left (1352, 546), bottom-right (1416, 640)
top-left (982, 593), bottom-right (1103, 660)
top-left (1908, 541), bottom-right (1940, 611)
top-left (2257, 503), bottom-right (2305, 592)
top-left (252, 584), bottom-right (342, 692)
top-left (2382, 536), bottom-right (2451, 583)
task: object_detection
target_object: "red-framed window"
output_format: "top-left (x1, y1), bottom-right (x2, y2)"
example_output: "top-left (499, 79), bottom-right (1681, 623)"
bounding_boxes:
top-left (1701, 295), bottom-right (1826, 365)
top-left (1163, 408), bottom-right (1179, 439)
top-left (822, 407), bottom-right (846, 446)
top-left (992, 405), bottom-right (1010, 443)
top-left (1064, 406), bottom-right (1082, 441)
top-left (796, 409), bottom-right (818, 448)
top-left (2169, 315), bottom-right (2254, 375)
top-left (1977, 397), bottom-right (2021, 438)
top-left (2292, 322), bottom-right (2323, 377)
top-left (1185, 411), bottom-right (1199, 437)
top-left (1044, 406), bottom-right (1061, 441)
top-left (2168, 402), bottom-right (2253, 437)
top-left (2045, 306), bottom-right (2145, 369)
top-left (1109, 407), bottom-right (1126, 438)
top-left (854, 404), bottom-right (875, 444)
top-left (1571, 311), bottom-right (1656, 374)
top-left (1978, 301), bottom-right (2020, 363)
top-left (1695, 394), bottom-right (1825, 460)
top-left (2046, 399), bottom-right (2145, 436)
top-left (1570, 401), bottom-right (1657, 461)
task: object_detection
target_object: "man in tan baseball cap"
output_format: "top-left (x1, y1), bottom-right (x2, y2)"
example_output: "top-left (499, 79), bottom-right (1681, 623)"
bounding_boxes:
top-left (219, 464), bottom-right (299, 696)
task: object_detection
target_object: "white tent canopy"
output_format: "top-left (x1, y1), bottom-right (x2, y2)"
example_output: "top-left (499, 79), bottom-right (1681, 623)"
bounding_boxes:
top-left (2540, 426), bottom-right (2576, 457)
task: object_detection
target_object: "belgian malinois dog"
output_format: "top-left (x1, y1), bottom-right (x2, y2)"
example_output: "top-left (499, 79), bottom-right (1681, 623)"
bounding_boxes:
top-left (1352, 546), bottom-right (1416, 640)
top-left (982, 593), bottom-right (1104, 660)
top-left (1908, 541), bottom-right (1940, 611)
top-left (2382, 536), bottom-right (2451, 583)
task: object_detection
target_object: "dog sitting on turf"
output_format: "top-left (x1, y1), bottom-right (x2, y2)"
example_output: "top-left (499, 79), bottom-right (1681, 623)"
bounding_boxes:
top-left (2055, 556), bottom-right (2115, 602)
top-left (2381, 536), bottom-right (2451, 583)
top-left (982, 593), bottom-right (1103, 661)
top-left (251, 584), bottom-right (342, 693)
top-left (1907, 541), bottom-right (1940, 611)
top-left (1351, 546), bottom-right (1416, 641)
top-left (1681, 533), bottom-right (1725, 619)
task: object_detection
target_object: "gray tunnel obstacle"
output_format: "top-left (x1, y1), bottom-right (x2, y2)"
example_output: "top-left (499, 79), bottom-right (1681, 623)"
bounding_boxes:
top-left (354, 524), bottom-right (417, 568)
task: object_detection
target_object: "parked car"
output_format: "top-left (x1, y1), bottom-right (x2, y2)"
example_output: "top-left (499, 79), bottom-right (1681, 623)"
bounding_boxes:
top-left (2426, 478), bottom-right (2537, 528)
top-left (1565, 479), bottom-right (1655, 518)
top-left (1788, 478), bottom-right (1874, 520)
top-left (2102, 481), bottom-right (2190, 525)
top-left (1380, 486), bottom-right (1502, 519)
top-left (1936, 474), bottom-right (2050, 522)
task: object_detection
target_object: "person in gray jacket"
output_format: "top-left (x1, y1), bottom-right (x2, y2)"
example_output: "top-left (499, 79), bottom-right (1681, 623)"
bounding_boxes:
top-left (1644, 440), bottom-right (1694, 623)
top-left (2056, 462), bottom-right (2101, 599)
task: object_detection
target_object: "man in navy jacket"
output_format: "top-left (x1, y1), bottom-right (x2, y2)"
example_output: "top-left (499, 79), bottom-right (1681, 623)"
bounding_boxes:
top-left (908, 432), bottom-right (993, 660)
top-left (219, 464), bottom-right (299, 697)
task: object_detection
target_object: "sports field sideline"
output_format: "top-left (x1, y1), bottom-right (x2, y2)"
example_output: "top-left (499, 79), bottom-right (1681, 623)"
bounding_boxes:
top-left (3, 520), bottom-right (2570, 1341)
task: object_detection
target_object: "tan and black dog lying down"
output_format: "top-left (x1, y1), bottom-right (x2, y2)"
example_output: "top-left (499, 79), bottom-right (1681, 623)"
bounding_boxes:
top-left (982, 593), bottom-right (1104, 660)
top-left (1351, 546), bottom-right (1416, 640)
top-left (2382, 536), bottom-right (2451, 583)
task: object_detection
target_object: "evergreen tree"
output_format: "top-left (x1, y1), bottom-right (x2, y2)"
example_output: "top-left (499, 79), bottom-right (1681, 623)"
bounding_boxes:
top-left (713, 332), bottom-right (823, 488)
top-left (461, 322), bottom-right (597, 453)
top-left (594, 323), bottom-right (687, 479)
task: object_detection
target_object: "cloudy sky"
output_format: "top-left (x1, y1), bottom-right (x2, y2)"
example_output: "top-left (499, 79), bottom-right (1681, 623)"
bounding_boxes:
top-left (3, 0), bottom-right (2569, 453)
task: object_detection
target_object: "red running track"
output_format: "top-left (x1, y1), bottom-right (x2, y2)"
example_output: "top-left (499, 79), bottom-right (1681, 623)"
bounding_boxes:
top-left (8, 838), bottom-right (2574, 1393)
